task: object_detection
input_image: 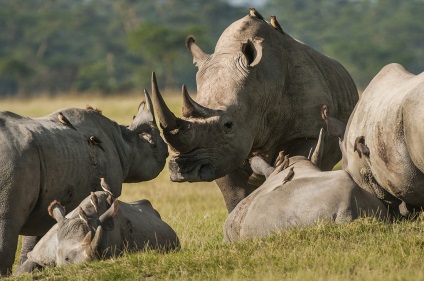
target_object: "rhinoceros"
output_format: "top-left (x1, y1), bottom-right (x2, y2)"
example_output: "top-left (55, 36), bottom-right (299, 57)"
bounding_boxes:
top-left (341, 63), bottom-right (424, 214)
top-left (16, 190), bottom-right (179, 274)
top-left (151, 14), bottom-right (358, 212)
top-left (223, 130), bottom-right (388, 242)
top-left (0, 90), bottom-right (168, 275)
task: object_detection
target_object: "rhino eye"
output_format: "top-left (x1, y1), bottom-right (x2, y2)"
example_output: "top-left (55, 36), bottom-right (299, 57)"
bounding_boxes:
top-left (223, 121), bottom-right (233, 134)
top-left (224, 122), bottom-right (233, 129)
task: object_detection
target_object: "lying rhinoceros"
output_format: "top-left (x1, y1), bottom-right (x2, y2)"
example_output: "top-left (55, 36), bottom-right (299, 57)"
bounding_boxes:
top-left (0, 89), bottom-right (168, 275)
top-left (341, 63), bottom-right (424, 214)
top-left (16, 189), bottom-right (179, 274)
top-left (223, 130), bottom-right (387, 242)
top-left (151, 12), bottom-right (358, 213)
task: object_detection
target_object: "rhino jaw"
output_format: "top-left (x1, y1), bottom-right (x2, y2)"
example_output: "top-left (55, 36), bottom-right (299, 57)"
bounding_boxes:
top-left (168, 157), bottom-right (216, 182)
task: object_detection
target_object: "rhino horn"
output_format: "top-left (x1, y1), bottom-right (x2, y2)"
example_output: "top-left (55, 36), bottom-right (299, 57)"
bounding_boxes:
top-left (151, 72), bottom-right (178, 130)
top-left (311, 128), bottom-right (324, 168)
top-left (186, 36), bottom-right (208, 67)
top-left (89, 226), bottom-right (103, 257)
top-left (182, 85), bottom-right (216, 118)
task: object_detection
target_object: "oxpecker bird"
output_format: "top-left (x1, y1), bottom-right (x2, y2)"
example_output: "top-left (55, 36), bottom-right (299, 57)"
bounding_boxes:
top-left (354, 136), bottom-right (370, 158)
top-left (100, 177), bottom-right (114, 197)
top-left (90, 192), bottom-right (99, 214)
top-left (274, 150), bottom-right (285, 167)
top-left (78, 207), bottom-right (89, 224)
top-left (282, 167), bottom-right (295, 184)
top-left (281, 155), bottom-right (290, 170)
top-left (86, 104), bottom-right (103, 114)
top-left (58, 112), bottom-right (76, 130)
top-left (270, 15), bottom-right (285, 34)
top-left (88, 135), bottom-right (105, 151)
top-left (249, 7), bottom-right (265, 21)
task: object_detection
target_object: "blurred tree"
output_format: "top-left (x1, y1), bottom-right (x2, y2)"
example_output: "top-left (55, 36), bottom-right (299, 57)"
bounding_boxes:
top-left (265, 0), bottom-right (424, 89)
top-left (0, 0), bottom-right (422, 96)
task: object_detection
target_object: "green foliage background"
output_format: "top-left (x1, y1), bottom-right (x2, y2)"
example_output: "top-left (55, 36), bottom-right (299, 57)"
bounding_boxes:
top-left (0, 0), bottom-right (423, 96)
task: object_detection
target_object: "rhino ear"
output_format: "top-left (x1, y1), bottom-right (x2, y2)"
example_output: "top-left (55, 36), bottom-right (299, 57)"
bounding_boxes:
top-left (48, 200), bottom-right (66, 223)
top-left (98, 200), bottom-right (119, 231)
top-left (186, 36), bottom-right (209, 67)
top-left (242, 37), bottom-right (264, 67)
top-left (128, 90), bottom-right (155, 132)
top-left (89, 226), bottom-right (103, 256)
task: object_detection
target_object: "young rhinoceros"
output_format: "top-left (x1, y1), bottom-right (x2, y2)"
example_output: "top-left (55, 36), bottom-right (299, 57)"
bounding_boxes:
top-left (224, 129), bottom-right (388, 242)
top-left (0, 88), bottom-right (168, 276)
top-left (16, 189), bottom-right (179, 274)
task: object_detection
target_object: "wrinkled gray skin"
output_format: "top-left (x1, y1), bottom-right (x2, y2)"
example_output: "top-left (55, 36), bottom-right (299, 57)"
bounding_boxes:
top-left (152, 15), bottom-right (358, 212)
top-left (224, 133), bottom-right (387, 242)
top-left (342, 63), bottom-right (424, 213)
top-left (0, 92), bottom-right (168, 275)
top-left (16, 191), bottom-right (179, 274)
top-left (16, 191), bottom-right (180, 274)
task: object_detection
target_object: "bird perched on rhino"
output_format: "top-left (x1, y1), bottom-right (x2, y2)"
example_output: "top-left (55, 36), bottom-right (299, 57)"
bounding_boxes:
top-left (88, 135), bottom-right (105, 151)
top-left (270, 15), bottom-right (285, 35)
top-left (85, 104), bottom-right (102, 114)
top-left (90, 192), bottom-right (99, 214)
top-left (283, 167), bottom-right (295, 184)
top-left (100, 177), bottom-right (114, 198)
top-left (57, 112), bottom-right (76, 130)
top-left (354, 136), bottom-right (370, 158)
top-left (249, 7), bottom-right (265, 21)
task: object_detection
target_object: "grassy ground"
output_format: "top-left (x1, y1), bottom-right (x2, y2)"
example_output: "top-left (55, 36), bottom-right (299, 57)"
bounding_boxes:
top-left (3, 94), bottom-right (424, 280)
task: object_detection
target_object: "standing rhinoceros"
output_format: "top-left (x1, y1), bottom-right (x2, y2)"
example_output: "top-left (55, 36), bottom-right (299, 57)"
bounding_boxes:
top-left (341, 63), bottom-right (424, 214)
top-left (0, 90), bottom-right (168, 275)
top-left (224, 130), bottom-right (387, 242)
top-left (151, 13), bottom-right (358, 213)
top-left (16, 190), bottom-right (179, 274)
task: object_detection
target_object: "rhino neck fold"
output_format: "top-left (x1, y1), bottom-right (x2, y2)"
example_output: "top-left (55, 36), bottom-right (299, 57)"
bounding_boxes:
top-left (215, 162), bottom-right (258, 213)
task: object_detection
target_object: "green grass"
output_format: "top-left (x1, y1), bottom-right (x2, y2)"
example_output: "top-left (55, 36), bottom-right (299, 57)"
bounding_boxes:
top-left (4, 94), bottom-right (424, 280)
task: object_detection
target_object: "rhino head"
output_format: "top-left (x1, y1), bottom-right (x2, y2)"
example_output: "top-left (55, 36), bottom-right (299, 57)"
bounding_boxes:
top-left (45, 195), bottom-right (117, 266)
top-left (152, 15), bottom-right (357, 183)
top-left (123, 89), bottom-right (168, 182)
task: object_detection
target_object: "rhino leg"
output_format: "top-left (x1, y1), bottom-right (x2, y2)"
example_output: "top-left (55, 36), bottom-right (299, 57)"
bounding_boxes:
top-left (20, 236), bottom-right (42, 265)
top-left (0, 218), bottom-right (21, 276)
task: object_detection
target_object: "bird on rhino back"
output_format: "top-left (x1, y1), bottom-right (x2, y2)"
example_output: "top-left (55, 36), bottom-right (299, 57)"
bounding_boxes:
top-left (0, 88), bottom-right (168, 276)
top-left (223, 129), bottom-right (388, 242)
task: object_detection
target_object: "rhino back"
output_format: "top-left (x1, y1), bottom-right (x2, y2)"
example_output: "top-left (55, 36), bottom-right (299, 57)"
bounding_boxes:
top-left (343, 63), bottom-right (424, 206)
top-left (240, 170), bottom-right (384, 239)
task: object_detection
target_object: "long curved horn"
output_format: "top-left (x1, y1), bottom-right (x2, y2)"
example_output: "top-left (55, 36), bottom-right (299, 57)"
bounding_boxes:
top-left (182, 85), bottom-right (216, 118)
top-left (151, 72), bottom-right (178, 130)
top-left (311, 128), bottom-right (324, 168)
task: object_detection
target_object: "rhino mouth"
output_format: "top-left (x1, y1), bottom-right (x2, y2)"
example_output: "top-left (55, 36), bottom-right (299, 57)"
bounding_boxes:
top-left (168, 156), bottom-right (216, 182)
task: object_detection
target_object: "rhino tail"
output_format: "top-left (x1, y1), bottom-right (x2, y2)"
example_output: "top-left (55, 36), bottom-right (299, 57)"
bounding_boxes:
top-left (321, 104), bottom-right (346, 140)
top-left (47, 200), bottom-right (66, 222)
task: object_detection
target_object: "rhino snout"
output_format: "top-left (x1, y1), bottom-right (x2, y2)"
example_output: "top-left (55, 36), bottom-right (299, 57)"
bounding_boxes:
top-left (168, 157), bottom-right (215, 182)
